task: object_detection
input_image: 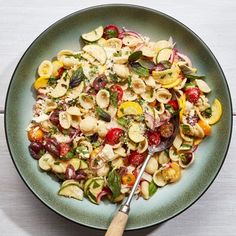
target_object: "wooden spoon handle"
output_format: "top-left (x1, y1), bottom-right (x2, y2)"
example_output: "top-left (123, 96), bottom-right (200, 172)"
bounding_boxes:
top-left (105, 211), bottom-right (129, 236)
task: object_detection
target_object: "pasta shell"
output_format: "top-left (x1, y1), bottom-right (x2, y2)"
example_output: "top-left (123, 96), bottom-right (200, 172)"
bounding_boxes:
top-left (50, 73), bottom-right (70, 98)
top-left (71, 115), bottom-right (81, 129)
top-left (127, 140), bottom-right (137, 151)
top-left (141, 46), bottom-right (156, 58)
top-left (59, 111), bottom-right (72, 129)
top-left (105, 38), bottom-right (122, 50)
top-left (81, 52), bottom-right (96, 64)
top-left (107, 105), bottom-right (118, 119)
top-left (66, 106), bottom-right (82, 116)
top-left (79, 116), bottom-right (97, 136)
top-left (67, 81), bottom-right (84, 99)
top-left (143, 76), bottom-right (157, 88)
top-left (52, 60), bottom-right (63, 77)
top-left (169, 146), bottom-right (180, 161)
top-left (145, 157), bottom-right (158, 175)
top-left (154, 40), bottom-right (172, 53)
top-left (38, 60), bottom-right (53, 78)
top-left (113, 64), bottom-right (130, 78)
top-left (155, 103), bottom-right (165, 114)
top-left (158, 151), bottom-right (170, 165)
top-left (44, 100), bottom-right (57, 113)
top-left (193, 123), bottom-right (205, 138)
top-left (141, 181), bottom-right (150, 200)
top-left (122, 35), bottom-right (143, 47)
top-left (79, 93), bottom-right (95, 110)
top-left (174, 78), bottom-right (187, 90)
top-left (114, 146), bottom-right (126, 157)
top-left (153, 170), bottom-right (167, 187)
top-left (97, 120), bottom-right (108, 138)
top-left (156, 88), bottom-right (172, 104)
top-left (96, 89), bottom-right (110, 108)
top-left (111, 158), bottom-right (124, 169)
top-left (173, 133), bottom-right (183, 150)
top-left (113, 56), bottom-right (129, 64)
top-left (123, 89), bottom-right (138, 101)
top-left (131, 77), bottom-right (146, 94)
top-left (80, 140), bottom-right (93, 154)
top-left (97, 164), bottom-right (110, 177)
top-left (141, 86), bottom-right (156, 102)
top-left (137, 138), bottom-right (148, 153)
top-left (57, 50), bottom-right (74, 61)
top-left (179, 125), bottom-right (195, 142)
top-left (60, 56), bottom-right (80, 68)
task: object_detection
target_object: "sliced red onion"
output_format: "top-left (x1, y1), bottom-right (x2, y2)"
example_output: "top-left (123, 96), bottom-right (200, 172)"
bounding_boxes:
top-left (176, 52), bottom-right (192, 67)
top-left (169, 48), bottom-right (178, 64)
top-left (134, 43), bottom-right (145, 51)
top-left (65, 129), bottom-right (80, 143)
top-left (65, 164), bottom-right (76, 180)
top-left (191, 145), bottom-right (199, 152)
top-left (119, 28), bottom-right (144, 41)
top-left (154, 63), bottom-right (166, 71)
top-left (75, 170), bottom-right (87, 180)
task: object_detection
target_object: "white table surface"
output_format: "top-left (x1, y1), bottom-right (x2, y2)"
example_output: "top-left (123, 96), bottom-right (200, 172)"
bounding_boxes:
top-left (1, 0), bottom-right (236, 235)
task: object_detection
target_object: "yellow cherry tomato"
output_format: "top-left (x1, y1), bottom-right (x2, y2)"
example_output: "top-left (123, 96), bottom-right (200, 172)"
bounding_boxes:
top-left (117, 101), bottom-right (143, 118)
top-left (34, 76), bottom-right (49, 90)
top-left (198, 119), bottom-right (212, 136)
top-left (122, 173), bottom-right (136, 186)
top-left (28, 126), bottom-right (44, 142)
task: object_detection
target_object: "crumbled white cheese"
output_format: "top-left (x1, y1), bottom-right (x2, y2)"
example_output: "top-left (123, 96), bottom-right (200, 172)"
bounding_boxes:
top-left (32, 113), bottom-right (49, 123)
top-left (99, 144), bottom-right (115, 161)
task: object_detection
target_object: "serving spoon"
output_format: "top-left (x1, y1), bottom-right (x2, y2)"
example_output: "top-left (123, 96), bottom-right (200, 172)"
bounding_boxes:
top-left (105, 113), bottom-right (179, 236)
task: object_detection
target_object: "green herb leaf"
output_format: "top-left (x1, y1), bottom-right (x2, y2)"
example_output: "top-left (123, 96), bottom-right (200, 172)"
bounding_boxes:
top-left (127, 75), bottom-right (132, 88)
top-left (128, 51), bottom-right (143, 62)
top-left (185, 74), bottom-right (205, 80)
top-left (107, 170), bottom-right (121, 199)
top-left (149, 181), bottom-right (158, 197)
top-left (138, 59), bottom-right (155, 69)
top-left (117, 117), bottom-right (130, 127)
top-left (130, 62), bottom-right (149, 77)
top-left (96, 107), bottom-right (111, 122)
top-left (69, 67), bottom-right (87, 88)
top-left (110, 91), bottom-right (118, 108)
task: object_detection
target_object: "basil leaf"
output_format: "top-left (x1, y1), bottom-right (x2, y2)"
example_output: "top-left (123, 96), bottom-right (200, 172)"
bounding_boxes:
top-left (179, 64), bottom-right (197, 75)
top-left (107, 170), bottom-right (121, 199)
top-left (96, 107), bottom-right (111, 122)
top-left (110, 91), bottom-right (118, 108)
top-left (130, 62), bottom-right (149, 77)
top-left (138, 59), bottom-right (155, 69)
top-left (149, 181), bottom-right (158, 197)
top-left (128, 51), bottom-right (143, 62)
top-left (69, 67), bottom-right (87, 88)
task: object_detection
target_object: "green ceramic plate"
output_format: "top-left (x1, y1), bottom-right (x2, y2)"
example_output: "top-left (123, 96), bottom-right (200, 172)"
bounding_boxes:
top-left (5, 4), bottom-right (232, 230)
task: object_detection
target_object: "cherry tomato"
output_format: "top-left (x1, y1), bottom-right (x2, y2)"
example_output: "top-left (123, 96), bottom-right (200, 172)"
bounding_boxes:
top-left (168, 100), bottom-right (179, 111)
top-left (105, 128), bottom-right (124, 145)
top-left (160, 122), bottom-right (174, 138)
top-left (128, 151), bottom-right (145, 166)
top-left (198, 119), bottom-right (212, 136)
top-left (146, 130), bottom-right (161, 146)
top-left (59, 143), bottom-right (71, 157)
top-left (122, 173), bottom-right (136, 186)
top-left (103, 24), bottom-right (119, 39)
top-left (110, 85), bottom-right (123, 103)
top-left (57, 67), bottom-right (65, 78)
top-left (185, 87), bottom-right (201, 103)
top-left (28, 126), bottom-right (44, 142)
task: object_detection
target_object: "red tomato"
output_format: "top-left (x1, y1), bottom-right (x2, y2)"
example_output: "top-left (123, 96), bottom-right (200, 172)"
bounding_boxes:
top-left (128, 151), bottom-right (146, 166)
top-left (59, 143), bottom-right (70, 157)
top-left (110, 85), bottom-right (123, 103)
top-left (168, 100), bottom-right (179, 111)
top-left (185, 87), bottom-right (201, 103)
top-left (146, 130), bottom-right (161, 146)
top-left (105, 128), bottom-right (124, 145)
top-left (103, 25), bottom-right (119, 39)
top-left (57, 67), bottom-right (65, 78)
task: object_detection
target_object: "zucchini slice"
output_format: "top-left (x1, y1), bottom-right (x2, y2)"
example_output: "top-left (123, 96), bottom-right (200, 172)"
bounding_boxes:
top-left (79, 160), bottom-right (88, 169)
top-left (58, 184), bottom-right (83, 200)
top-left (82, 44), bottom-right (107, 65)
top-left (81, 26), bottom-right (103, 42)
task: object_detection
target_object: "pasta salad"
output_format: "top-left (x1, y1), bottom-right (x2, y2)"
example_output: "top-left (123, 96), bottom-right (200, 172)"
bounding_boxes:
top-left (27, 24), bottom-right (222, 204)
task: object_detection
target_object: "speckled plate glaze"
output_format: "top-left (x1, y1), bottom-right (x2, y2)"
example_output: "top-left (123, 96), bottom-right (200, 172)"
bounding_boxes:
top-left (5, 4), bottom-right (232, 230)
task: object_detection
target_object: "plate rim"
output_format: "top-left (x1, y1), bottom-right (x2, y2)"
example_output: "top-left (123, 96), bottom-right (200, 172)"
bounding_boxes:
top-left (4, 3), bottom-right (233, 231)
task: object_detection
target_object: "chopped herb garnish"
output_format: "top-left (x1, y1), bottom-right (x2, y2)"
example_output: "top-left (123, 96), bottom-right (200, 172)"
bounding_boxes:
top-left (130, 62), bottom-right (149, 77)
top-left (127, 75), bottom-right (132, 88)
top-left (128, 51), bottom-right (143, 62)
top-left (117, 117), bottom-right (130, 127)
top-left (96, 107), bottom-right (111, 122)
top-left (110, 91), bottom-right (118, 108)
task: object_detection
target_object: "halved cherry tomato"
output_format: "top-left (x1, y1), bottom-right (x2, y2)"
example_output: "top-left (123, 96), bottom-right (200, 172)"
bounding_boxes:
top-left (146, 130), bottom-right (161, 146)
top-left (185, 87), bottom-right (201, 103)
top-left (128, 151), bottom-right (146, 166)
top-left (58, 143), bottom-right (71, 157)
top-left (160, 122), bottom-right (174, 138)
top-left (198, 119), bottom-right (212, 136)
top-left (110, 85), bottom-right (123, 103)
top-left (122, 173), bottom-right (136, 186)
top-left (28, 126), bottom-right (44, 142)
top-left (105, 128), bottom-right (124, 145)
top-left (103, 25), bottom-right (119, 39)
top-left (168, 100), bottom-right (179, 111)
